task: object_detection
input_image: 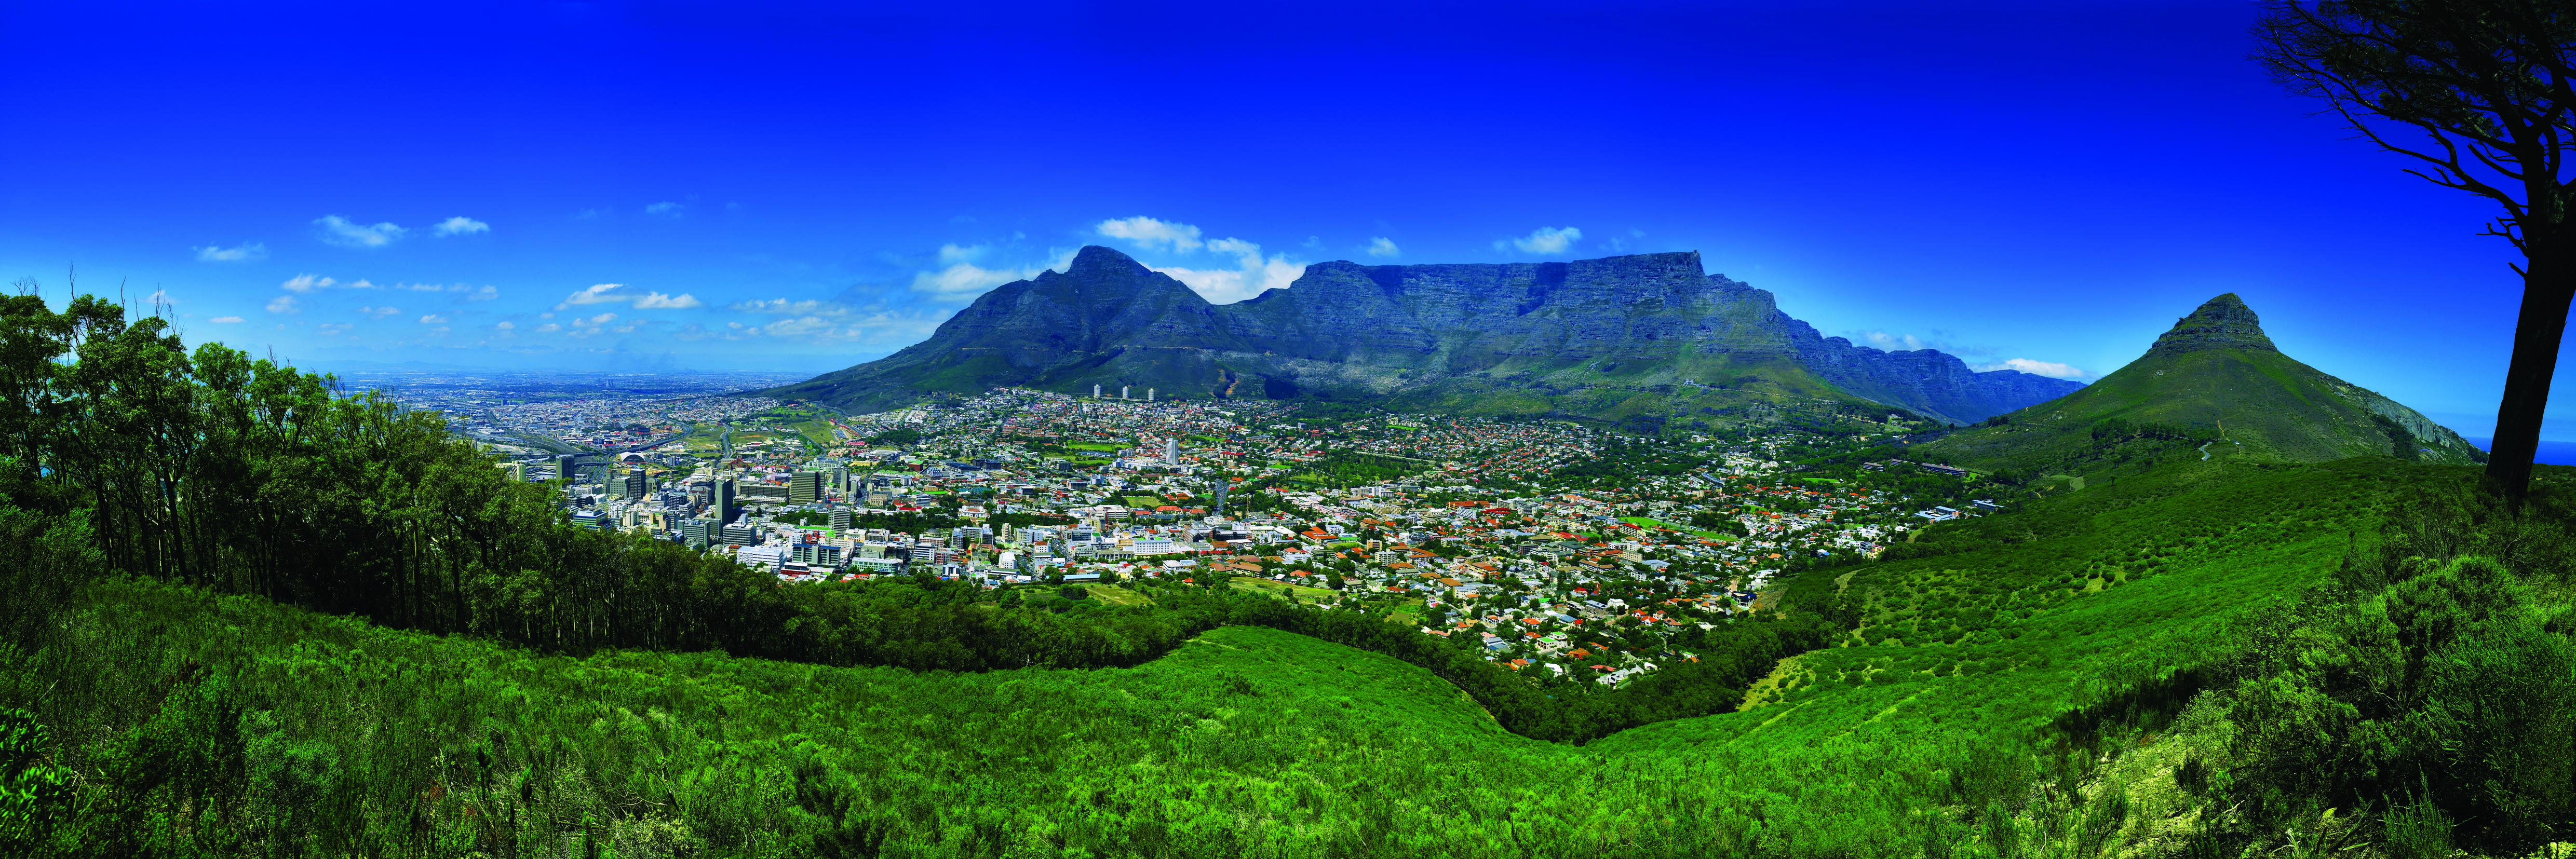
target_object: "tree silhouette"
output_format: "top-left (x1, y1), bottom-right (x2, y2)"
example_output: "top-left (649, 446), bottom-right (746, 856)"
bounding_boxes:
top-left (2256, 0), bottom-right (2576, 500)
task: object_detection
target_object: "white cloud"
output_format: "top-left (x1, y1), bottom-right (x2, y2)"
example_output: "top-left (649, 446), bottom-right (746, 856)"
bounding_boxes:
top-left (557, 283), bottom-right (625, 307)
top-left (1149, 237), bottom-right (1305, 304)
top-left (317, 322), bottom-right (350, 336)
top-left (280, 274), bottom-right (336, 293)
top-left (463, 284), bottom-right (497, 301)
top-left (632, 292), bottom-right (702, 309)
top-left (265, 295), bottom-right (299, 314)
top-left (313, 215), bottom-right (406, 248)
top-left (913, 261), bottom-right (1042, 299)
top-left (209, 316), bottom-right (244, 323)
top-left (1365, 237), bottom-right (1400, 258)
top-left (765, 316), bottom-right (832, 337)
top-left (644, 201), bottom-right (684, 217)
top-left (358, 306), bottom-right (401, 318)
top-left (194, 242), bottom-right (267, 263)
top-left (1498, 226), bottom-right (1581, 255)
top-left (1857, 331), bottom-right (1930, 351)
top-left (419, 314), bottom-right (448, 324)
top-left (938, 243), bottom-right (984, 264)
top-left (561, 312), bottom-right (621, 338)
top-left (144, 289), bottom-right (174, 306)
top-left (554, 283), bottom-right (694, 310)
top-left (1097, 216), bottom-right (1204, 253)
top-left (1977, 358), bottom-right (2090, 379)
top-left (494, 321), bottom-right (516, 331)
top-left (431, 216), bottom-right (490, 236)
top-left (732, 298), bottom-right (834, 315)
top-left (535, 323), bottom-right (561, 333)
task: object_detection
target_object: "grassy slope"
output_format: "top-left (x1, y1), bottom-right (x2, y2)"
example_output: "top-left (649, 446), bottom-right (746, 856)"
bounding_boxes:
top-left (8, 459), bottom-right (2434, 856)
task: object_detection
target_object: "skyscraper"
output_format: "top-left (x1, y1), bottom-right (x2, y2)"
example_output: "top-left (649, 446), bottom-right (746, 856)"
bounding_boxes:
top-left (1092, 384), bottom-right (1101, 398)
top-left (1120, 385), bottom-right (1130, 400)
top-left (1165, 438), bottom-right (1179, 465)
top-left (716, 478), bottom-right (739, 525)
top-left (1147, 388), bottom-right (1155, 402)
top-left (1209, 480), bottom-right (1228, 514)
top-left (789, 471), bottom-right (824, 504)
top-left (622, 469), bottom-right (649, 501)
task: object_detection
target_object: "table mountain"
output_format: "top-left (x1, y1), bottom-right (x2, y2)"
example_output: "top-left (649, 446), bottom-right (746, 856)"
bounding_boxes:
top-left (762, 246), bottom-right (2083, 426)
top-left (1922, 293), bottom-right (2481, 469)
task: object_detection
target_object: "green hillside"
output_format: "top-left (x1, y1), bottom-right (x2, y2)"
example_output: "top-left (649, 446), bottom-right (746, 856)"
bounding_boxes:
top-left (1922, 294), bottom-right (2483, 474)
top-left (10, 456), bottom-right (2568, 856)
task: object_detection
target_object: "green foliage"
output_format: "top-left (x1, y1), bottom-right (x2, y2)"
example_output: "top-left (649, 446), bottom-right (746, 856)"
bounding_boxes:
top-left (1286, 451), bottom-right (1423, 488)
top-left (0, 707), bottom-right (74, 851)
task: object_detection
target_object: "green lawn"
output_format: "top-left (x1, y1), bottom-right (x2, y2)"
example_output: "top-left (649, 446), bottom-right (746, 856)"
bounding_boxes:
top-left (1228, 576), bottom-right (1338, 604)
top-left (1083, 584), bottom-right (1153, 606)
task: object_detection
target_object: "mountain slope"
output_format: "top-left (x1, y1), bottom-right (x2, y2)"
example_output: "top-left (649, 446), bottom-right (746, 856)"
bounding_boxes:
top-left (1922, 293), bottom-right (2481, 469)
top-left (765, 246), bottom-right (2084, 425)
top-left (764, 247), bottom-right (1249, 410)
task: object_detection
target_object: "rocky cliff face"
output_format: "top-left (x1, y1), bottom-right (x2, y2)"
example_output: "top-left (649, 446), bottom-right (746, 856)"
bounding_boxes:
top-left (2146, 292), bottom-right (2277, 358)
top-left (1221, 253), bottom-right (1804, 366)
top-left (765, 246), bottom-right (2084, 425)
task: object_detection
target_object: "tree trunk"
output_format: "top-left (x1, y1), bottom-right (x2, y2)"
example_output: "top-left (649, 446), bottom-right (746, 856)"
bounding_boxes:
top-left (2485, 241), bottom-right (2576, 503)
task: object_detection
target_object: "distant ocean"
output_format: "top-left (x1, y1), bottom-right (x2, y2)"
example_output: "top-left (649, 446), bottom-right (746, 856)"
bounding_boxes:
top-left (2463, 437), bottom-right (2576, 466)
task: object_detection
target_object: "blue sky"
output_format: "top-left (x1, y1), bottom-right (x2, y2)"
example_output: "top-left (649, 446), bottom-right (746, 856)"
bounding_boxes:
top-left (0, 1), bottom-right (2559, 437)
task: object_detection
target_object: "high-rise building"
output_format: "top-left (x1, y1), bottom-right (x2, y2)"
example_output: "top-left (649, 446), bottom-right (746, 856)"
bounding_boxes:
top-left (1209, 480), bottom-right (1228, 514)
top-left (622, 469), bottom-right (650, 501)
top-left (722, 523), bottom-right (757, 546)
top-left (789, 471), bottom-right (824, 504)
top-left (830, 505), bottom-right (854, 530)
top-left (1147, 388), bottom-right (1155, 402)
top-left (715, 478), bottom-right (739, 526)
top-left (1092, 384), bottom-right (1101, 398)
top-left (1165, 438), bottom-right (1179, 465)
top-left (679, 517), bottom-right (716, 549)
top-left (1120, 385), bottom-right (1130, 400)
top-left (556, 454), bottom-right (578, 482)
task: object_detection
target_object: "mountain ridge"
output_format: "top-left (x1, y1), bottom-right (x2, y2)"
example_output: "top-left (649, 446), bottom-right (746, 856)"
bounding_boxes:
top-left (763, 246), bottom-right (2085, 426)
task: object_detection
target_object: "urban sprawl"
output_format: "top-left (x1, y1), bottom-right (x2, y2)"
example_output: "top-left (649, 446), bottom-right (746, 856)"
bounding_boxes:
top-left (423, 387), bottom-right (1998, 688)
